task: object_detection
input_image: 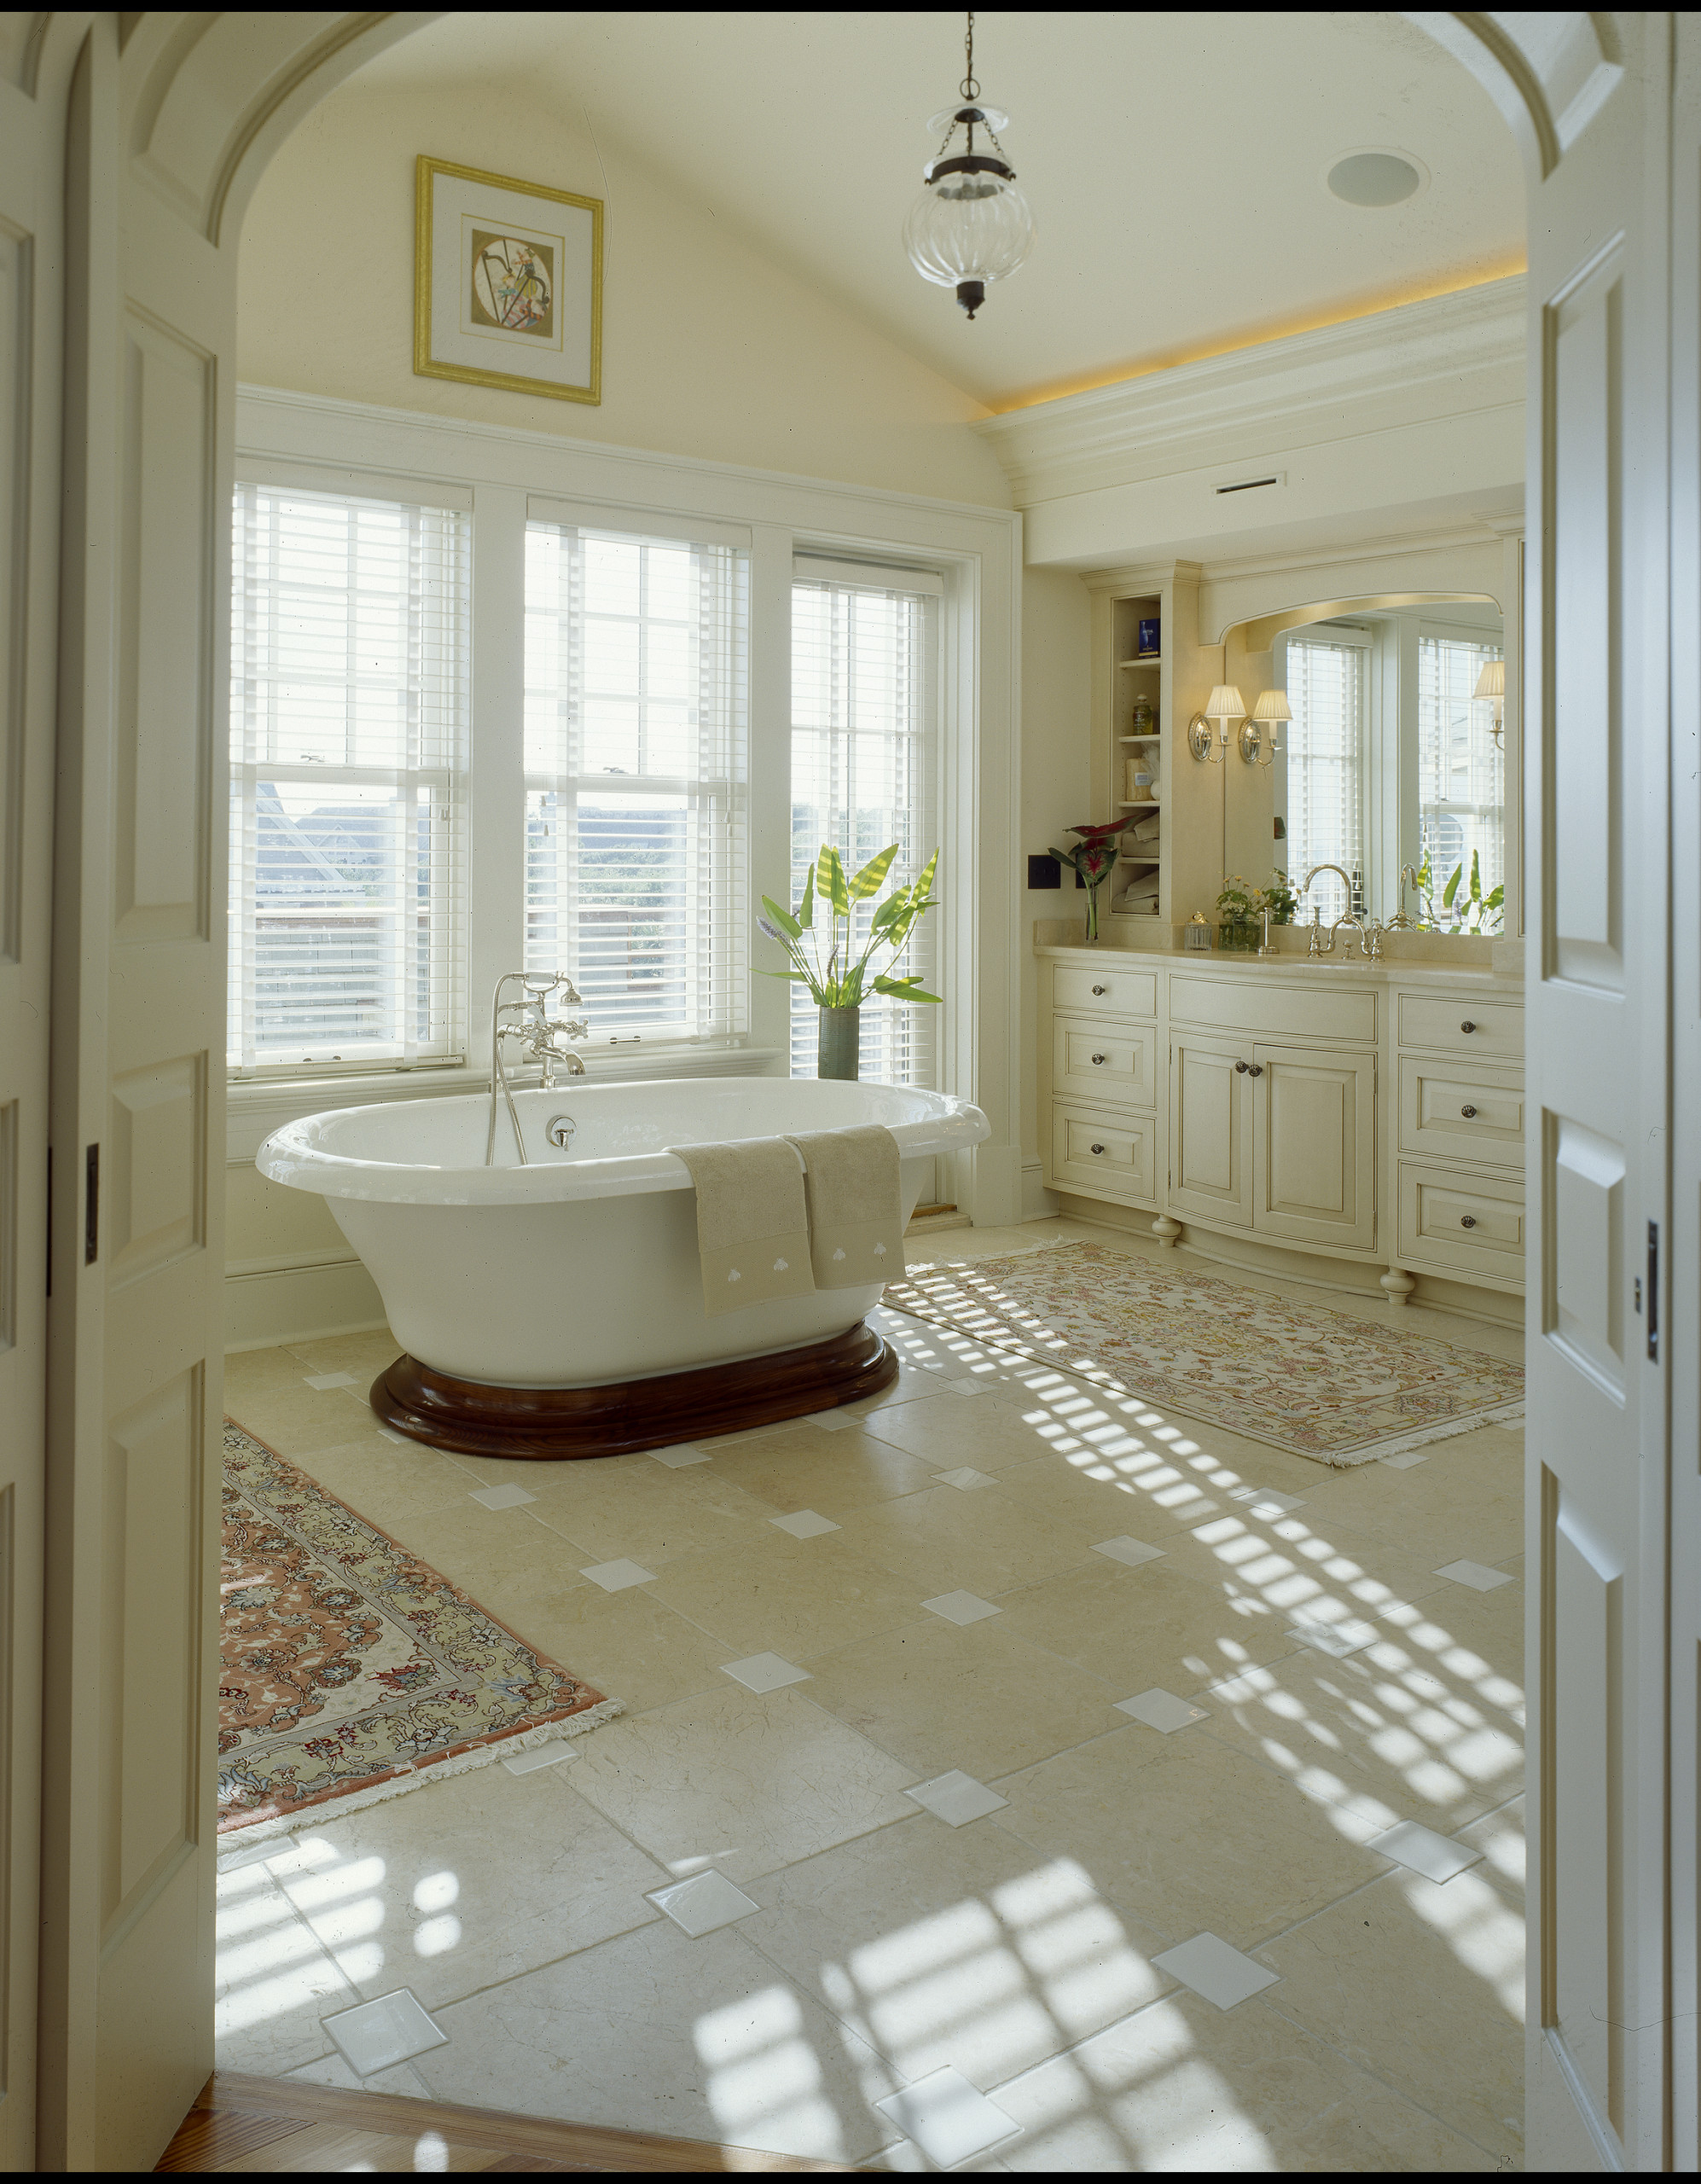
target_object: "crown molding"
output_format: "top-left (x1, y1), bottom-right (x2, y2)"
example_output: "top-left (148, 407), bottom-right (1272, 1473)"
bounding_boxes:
top-left (972, 277), bottom-right (1527, 508)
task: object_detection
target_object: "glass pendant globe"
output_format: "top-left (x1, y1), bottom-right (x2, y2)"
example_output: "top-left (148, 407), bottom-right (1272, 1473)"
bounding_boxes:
top-left (903, 166), bottom-right (1036, 291)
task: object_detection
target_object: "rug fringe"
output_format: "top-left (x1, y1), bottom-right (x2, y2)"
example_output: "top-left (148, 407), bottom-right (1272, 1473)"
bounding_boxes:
top-left (1347, 1401), bottom-right (1525, 1468)
top-left (219, 1699), bottom-right (626, 1851)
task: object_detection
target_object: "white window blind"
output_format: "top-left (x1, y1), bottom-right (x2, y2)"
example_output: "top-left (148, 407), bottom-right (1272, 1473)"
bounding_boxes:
top-left (1419, 628), bottom-right (1505, 910)
top-left (228, 483), bottom-right (468, 1074)
top-left (525, 524), bottom-right (748, 1042)
top-left (790, 564), bottom-right (939, 1083)
top-left (1282, 632), bottom-right (1367, 925)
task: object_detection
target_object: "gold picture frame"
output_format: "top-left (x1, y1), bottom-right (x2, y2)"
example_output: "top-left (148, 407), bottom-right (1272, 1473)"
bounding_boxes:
top-left (414, 155), bottom-right (603, 405)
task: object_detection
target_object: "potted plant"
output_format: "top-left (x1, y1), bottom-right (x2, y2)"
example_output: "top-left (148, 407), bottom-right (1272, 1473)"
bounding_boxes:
top-left (1215, 874), bottom-right (1260, 951)
top-left (1047, 820), bottom-right (1125, 944)
top-left (757, 845), bottom-right (942, 1080)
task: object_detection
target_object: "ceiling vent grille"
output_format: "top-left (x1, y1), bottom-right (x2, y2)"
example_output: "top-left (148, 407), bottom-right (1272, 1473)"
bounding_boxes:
top-left (1214, 470), bottom-right (1286, 497)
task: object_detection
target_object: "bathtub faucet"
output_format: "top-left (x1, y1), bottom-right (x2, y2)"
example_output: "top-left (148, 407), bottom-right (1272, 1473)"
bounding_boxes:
top-left (485, 972), bottom-right (589, 1165)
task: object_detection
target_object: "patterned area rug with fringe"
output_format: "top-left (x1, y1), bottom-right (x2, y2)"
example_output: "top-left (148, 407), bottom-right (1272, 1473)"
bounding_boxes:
top-left (887, 1242), bottom-right (1524, 1467)
top-left (219, 1422), bottom-right (619, 1837)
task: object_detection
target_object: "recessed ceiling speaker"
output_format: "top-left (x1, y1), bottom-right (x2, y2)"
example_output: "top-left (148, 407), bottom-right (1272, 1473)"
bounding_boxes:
top-left (1326, 151), bottom-right (1425, 206)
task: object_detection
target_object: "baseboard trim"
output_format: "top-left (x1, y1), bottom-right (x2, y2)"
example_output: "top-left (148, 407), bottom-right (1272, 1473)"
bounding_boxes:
top-left (224, 1255), bottom-right (386, 1352)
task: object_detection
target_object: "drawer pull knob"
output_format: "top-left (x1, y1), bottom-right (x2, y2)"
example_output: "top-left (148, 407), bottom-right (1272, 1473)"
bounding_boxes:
top-left (1234, 1060), bottom-right (1249, 1073)
top-left (1089, 1141), bottom-right (1106, 1156)
top-left (1248, 1064), bottom-right (1265, 1077)
top-left (1091, 984), bottom-right (1108, 996)
top-left (1091, 1052), bottom-right (1107, 1065)
top-left (1461, 1104), bottom-right (1478, 1118)
top-left (1460, 1215), bottom-right (1477, 1229)
top-left (1460, 1019), bottom-right (1477, 1033)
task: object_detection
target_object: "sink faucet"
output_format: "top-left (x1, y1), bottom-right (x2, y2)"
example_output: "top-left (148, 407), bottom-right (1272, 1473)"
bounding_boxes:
top-left (485, 972), bottom-right (589, 1165)
top-left (1299, 864), bottom-right (1356, 957)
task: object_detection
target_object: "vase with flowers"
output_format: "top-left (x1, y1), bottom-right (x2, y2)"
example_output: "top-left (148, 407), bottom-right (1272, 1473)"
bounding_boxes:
top-left (1048, 820), bottom-right (1125, 944)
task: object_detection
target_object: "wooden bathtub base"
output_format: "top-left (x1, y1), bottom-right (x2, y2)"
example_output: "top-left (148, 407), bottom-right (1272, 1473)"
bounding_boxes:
top-left (369, 1321), bottom-right (899, 1460)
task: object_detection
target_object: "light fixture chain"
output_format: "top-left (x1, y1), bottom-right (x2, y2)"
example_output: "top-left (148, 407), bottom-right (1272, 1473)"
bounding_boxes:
top-left (961, 9), bottom-right (978, 101)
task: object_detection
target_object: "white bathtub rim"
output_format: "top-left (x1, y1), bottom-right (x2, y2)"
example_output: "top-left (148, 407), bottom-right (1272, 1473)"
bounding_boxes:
top-left (257, 1077), bottom-right (990, 1206)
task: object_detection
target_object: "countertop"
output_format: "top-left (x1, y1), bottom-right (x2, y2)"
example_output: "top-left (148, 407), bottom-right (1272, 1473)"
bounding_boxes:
top-left (1034, 938), bottom-right (1523, 992)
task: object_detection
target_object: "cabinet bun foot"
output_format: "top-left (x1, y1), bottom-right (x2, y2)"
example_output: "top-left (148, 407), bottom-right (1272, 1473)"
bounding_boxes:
top-left (1380, 1267), bottom-right (1416, 1306)
top-left (1152, 1214), bottom-right (1182, 1250)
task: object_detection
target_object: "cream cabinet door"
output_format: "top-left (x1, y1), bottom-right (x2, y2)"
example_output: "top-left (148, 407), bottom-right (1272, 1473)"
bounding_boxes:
top-left (1251, 1042), bottom-right (1375, 1252)
top-left (1169, 1037), bottom-right (1252, 1229)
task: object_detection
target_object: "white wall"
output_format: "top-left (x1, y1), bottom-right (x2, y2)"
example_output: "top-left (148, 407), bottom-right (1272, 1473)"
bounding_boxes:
top-left (238, 80), bottom-right (1013, 509)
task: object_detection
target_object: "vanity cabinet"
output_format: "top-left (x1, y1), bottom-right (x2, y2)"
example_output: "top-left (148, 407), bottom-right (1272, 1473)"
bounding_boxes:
top-left (1170, 1037), bottom-right (1252, 1228)
top-left (1253, 1042), bottom-right (1376, 1252)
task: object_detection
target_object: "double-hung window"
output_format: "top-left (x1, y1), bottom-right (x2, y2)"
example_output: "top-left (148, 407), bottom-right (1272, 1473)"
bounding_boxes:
top-left (525, 520), bottom-right (749, 1042)
top-left (1280, 627), bottom-right (1369, 923)
top-left (789, 559), bottom-right (940, 1084)
top-left (1418, 625), bottom-right (1505, 903)
top-left (228, 482), bottom-right (469, 1073)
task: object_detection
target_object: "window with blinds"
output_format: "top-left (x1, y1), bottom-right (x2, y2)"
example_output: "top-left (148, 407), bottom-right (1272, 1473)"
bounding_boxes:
top-left (1419, 628), bottom-right (1505, 908)
top-left (790, 562), bottom-right (939, 1083)
top-left (525, 524), bottom-right (748, 1042)
top-left (228, 483), bottom-right (469, 1073)
top-left (1282, 631), bottom-right (1367, 925)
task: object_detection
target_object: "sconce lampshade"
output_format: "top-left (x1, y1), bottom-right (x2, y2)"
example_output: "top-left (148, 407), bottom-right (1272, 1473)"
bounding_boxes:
top-left (1472, 660), bottom-right (1506, 702)
top-left (1205, 684), bottom-right (1246, 720)
top-left (1252, 689), bottom-right (1292, 723)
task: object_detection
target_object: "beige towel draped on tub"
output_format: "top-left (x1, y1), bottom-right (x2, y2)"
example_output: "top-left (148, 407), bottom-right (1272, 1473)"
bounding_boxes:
top-left (785, 1125), bottom-right (904, 1290)
top-left (670, 1137), bottom-right (816, 1316)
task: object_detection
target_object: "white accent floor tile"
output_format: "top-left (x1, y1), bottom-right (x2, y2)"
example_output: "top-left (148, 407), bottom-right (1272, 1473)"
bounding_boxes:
top-left (933, 1467), bottom-right (997, 1490)
top-left (1435, 1558), bottom-right (1517, 1591)
top-left (1116, 1687), bottom-right (1211, 1734)
top-left (651, 1443), bottom-right (712, 1467)
top-left (647, 1868), bottom-right (760, 1938)
top-left (903, 1770), bottom-right (1009, 1827)
top-left (1092, 1535), bottom-right (1167, 1569)
top-left (1379, 1448), bottom-right (1431, 1470)
top-left (580, 1558), bottom-right (657, 1592)
top-left (921, 1590), bottom-right (1002, 1626)
top-left (377, 1426), bottom-right (411, 1446)
top-left (1150, 1931), bottom-right (1280, 2012)
top-left (322, 1988), bottom-right (450, 2076)
top-left (769, 1508), bottom-right (840, 1539)
top-left (303, 1371), bottom-right (359, 1391)
top-left (217, 1831), bottom-right (289, 1873)
top-left (876, 2066), bottom-right (1019, 2168)
top-left (501, 1739), bottom-right (582, 1775)
top-left (1287, 1617), bottom-right (1378, 1658)
top-left (809, 1408), bottom-right (859, 1432)
top-left (469, 1482), bottom-right (537, 1510)
top-left (1229, 1486), bottom-right (1306, 1515)
top-left (721, 1651), bottom-right (811, 1693)
top-left (1368, 1820), bottom-right (1485, 1884)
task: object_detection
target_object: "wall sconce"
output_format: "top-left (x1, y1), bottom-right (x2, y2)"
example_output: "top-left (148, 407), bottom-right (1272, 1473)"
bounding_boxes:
top-left (1473, 659), bottom-right (1506, 747)
top-left (1188, 684), bottom-right (1245, 764)
top-left (1239, 688), bottom-right (1292, 766)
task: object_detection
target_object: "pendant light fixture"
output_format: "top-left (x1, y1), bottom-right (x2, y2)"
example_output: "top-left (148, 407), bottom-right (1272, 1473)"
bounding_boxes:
top-left (903, 11), bottom-right (1035, 320)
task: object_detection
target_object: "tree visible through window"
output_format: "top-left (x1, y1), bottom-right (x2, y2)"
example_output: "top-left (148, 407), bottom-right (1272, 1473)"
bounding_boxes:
top-left (1281, 632), bottom-right (1367, 925)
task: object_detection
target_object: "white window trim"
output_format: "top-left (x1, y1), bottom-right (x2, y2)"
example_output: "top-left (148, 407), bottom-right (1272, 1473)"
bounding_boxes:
top-left (230, 385), bottom-right (1024, 1223)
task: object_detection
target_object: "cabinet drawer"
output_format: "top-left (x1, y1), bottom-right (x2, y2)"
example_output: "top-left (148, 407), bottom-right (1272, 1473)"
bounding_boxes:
top-left (1049, 1102), bottom-right (1158, 1203)
top-left (1399, 1055), bottom-right (1524, 1169)
top-left (1053, 1016), bottom-right (1158, 1109)
top-left (1397, 1161), bottom-right (1525, 1287)
top-left (1396, 992), bottom-right (1523, 1061)
top-left (1170, 974), bottom-right (1376, 1046)
top-left (1053, 963), bottom-right (1157, 1020)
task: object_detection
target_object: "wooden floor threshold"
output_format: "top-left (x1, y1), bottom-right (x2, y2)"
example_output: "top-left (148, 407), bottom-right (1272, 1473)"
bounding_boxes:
top-left (156, 2071), bottom-right (852, 2173)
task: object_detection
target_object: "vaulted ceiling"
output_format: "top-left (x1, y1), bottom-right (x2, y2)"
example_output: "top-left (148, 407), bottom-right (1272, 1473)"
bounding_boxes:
top-left (349, 9), bottom-right (1525, 415)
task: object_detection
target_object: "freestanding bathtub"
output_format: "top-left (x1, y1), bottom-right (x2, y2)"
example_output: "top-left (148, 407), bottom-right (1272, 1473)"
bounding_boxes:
top-left (257, 1077), bottom-right (989, 1458)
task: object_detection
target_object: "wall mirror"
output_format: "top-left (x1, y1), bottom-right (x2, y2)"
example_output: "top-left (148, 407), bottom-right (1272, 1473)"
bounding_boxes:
top-left (1226, 591), bottom-right (1507, 934)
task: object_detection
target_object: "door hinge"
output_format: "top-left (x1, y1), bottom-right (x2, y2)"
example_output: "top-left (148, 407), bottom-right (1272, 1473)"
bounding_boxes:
top-left (1646, 1220), bottom-right (1658, 1362)
top-left (85, 1142), bottom-right (99, 1266)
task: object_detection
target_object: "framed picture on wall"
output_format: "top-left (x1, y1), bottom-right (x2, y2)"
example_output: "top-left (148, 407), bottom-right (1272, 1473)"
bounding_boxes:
top-left (414, 156), bottom-right (603, 405)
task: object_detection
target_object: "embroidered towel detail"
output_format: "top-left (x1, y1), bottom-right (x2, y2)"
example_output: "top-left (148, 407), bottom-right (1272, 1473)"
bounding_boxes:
top-left (670, 1137), bottom-right (816, 1316)
top-left (785, 1124), bottom-right (905, 1292)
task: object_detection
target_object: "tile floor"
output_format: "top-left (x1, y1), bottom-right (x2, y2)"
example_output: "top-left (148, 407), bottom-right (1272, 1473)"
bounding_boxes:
top-left (218, 1215), bottom-right (1525, 2170)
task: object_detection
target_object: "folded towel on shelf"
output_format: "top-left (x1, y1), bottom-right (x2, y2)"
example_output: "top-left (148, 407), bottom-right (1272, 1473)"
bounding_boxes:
top-left (1127, 812), bottom-right (1161, 845)
top-left (784, 1124), bottom-right (905, 1290)
top-left (670, 1137), bottom-right (816, 1315)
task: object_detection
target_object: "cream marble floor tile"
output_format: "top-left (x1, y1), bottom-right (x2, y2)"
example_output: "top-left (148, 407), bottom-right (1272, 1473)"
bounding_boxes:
top-left (268, 1762), bottom-right (668, 2011)
top-left (281, 1438), bottom-right (492, 1532)
top-left (370, 1502), bottom-right (592, 1617)
top-left (283, 2052), bottom-right (437, 2095)
top-left (224, 1343), bottom-right (326, 1397)
top-left (1374, 1581), bottom-right (1525, 1726)
top-left (989, 1986), bottom-right (1495, 2173)
top-left (282, 1327), bottom-right (401, 1380)
top-left (994, 1558), bottom-right (1299, 1699)
top-left (525, 1461), bottom-right (777, 1570)
top-left (803, 1621), bottom-right (1122, 1783)
top-left (1294, 1432), bottom-right (1524, 1569)
top-left (1457, 1796), bottom-right (1525, 1904)
top-left (644, 1532), bottom-right (931, 1659)
top-left (831, 1484), bottom-right (1100, 1600)
top-left (693, 1423), bottom-right (939, 1517)
top-left (418, 1918), bottom-right (903, 2164)
top-left (991, 1443), bottom-right (1295, 1548)
top-left (566, 1684), bottom-right (917, 1884)
top-left (214, 1857), bottom-right (362, 2077)
top-left (505, 1583), bottom-right (733, 1716)
top-left (224, 1380), bottom-right (379, 1459)
top-left (1256, 1867), bottom-right (1524, 2164)
top-left (1200, 1641), bottom-right (1524, 1838)
top-left (856, 1391), bottom-right (1069, 1475)
top-left (1158, 1505), bottom-right (1454, 1631)
top-left (996, 1727), bottom-right (1391, 1952)
top-left (739, 1814), bottom-right (1176, 2093)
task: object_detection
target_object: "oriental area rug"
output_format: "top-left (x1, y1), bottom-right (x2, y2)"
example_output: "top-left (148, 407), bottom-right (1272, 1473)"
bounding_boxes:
top-left (219, 1422), bottom-right (619, 1838)
top-left (886, 1242), bottom-right (1524, 1467)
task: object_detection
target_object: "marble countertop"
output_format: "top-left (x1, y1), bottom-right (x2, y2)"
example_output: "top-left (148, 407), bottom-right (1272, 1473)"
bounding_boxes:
top-left (1033, 938), bottom-right (1523, 991)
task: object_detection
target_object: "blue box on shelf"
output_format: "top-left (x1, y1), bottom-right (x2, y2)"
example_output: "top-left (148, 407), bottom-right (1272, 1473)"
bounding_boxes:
top-left (1137, 617), bottom-right (1160, 656)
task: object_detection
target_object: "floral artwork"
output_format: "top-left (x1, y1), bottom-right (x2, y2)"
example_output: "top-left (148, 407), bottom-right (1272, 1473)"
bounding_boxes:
top-left (469, 230), bottom-right (555, 337)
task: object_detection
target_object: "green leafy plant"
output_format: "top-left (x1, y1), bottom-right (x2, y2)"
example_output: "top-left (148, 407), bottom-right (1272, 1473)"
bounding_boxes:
top-left (1259, 869), bottom-right (1298, 926)
top-left (1441, 848), bottom-right (1504, 934)
top-left (757, 845), bottom-right (943, 1008)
